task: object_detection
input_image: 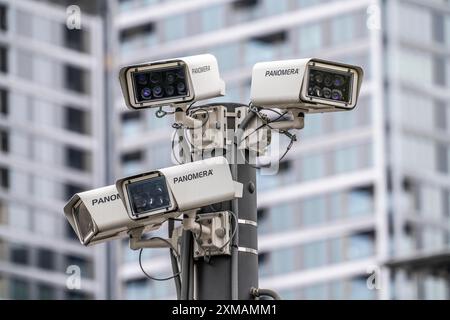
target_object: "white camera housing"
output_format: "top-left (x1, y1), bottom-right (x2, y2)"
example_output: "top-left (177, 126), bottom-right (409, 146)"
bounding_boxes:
top-left (63, 185), bottom-right (180, 246)
top-left (250, 58), bottom-right (363, 113)
top-left (119, 54), bottom-right (225, 110)
top-left (116, 156), bottom-right (243, 220)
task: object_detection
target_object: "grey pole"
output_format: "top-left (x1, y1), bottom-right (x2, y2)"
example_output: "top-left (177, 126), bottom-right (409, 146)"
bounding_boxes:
top-left (193, 103), bottom-right (259, 300)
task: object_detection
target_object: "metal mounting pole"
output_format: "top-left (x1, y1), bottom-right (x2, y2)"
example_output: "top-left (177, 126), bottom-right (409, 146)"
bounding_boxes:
top-left (193, 103), bottom-right (259, 300)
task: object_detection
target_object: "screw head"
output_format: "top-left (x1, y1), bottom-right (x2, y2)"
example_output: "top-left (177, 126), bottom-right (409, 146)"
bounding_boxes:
top-left (248, 181), bottom-right (256, 194)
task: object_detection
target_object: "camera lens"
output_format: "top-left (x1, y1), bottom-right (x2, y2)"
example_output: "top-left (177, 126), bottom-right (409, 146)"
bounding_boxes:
top-left (177, 82), bottom-right (186, 93)
top-left (133, 196), bottom-right (147, 213)
top-left (150, 73), bottom-right (161, 84)
top-left (333, 76), bottom-right (345, 87)
top-left (314, 73), bottom-right (324, 84)
top-left (153, 86), bottom-right (163, 98)
top-left (165, 86), bottom-right (175, 96)
top-left (176, 69), bottom-right (185, 79)
top-left (166, 72), bottom-right (175, 84)
top-left (135, 73), bottom-right (147, 85)
top-left (331, 89), bottom-right (343, 100)
top-left (141, 87), bottom-right (152, 99)
top-left (156, 196), bottom-right (165, 206)
top-left (323, 87), bottom-right (332, 99)
top-left (324, 75), bottom-right (332, 87)
top-left (312, 86), bottom-right (322, 97)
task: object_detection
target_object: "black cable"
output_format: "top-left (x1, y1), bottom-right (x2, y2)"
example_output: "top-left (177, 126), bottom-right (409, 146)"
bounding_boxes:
top-left (180, 230), bottom-right (193, 300)
top-left (138, 237), bottom-right (181, 282)
top-left (237, 105), bottom-right (300, 169)
top-left (168, 219), bottom-right (182, 299)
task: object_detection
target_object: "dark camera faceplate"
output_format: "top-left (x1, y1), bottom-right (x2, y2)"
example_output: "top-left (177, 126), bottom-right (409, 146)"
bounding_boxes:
top-left (132, 65), bottom-right (189, 104)
top-left (126, 175), bottom-right (171, 217)
top-left (306, 66), bottom-right (353, 104)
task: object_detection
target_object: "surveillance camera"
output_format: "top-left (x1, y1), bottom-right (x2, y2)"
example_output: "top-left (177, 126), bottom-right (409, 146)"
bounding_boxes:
top-left (250, 58), bottom-right (363, 113)
top-left (116, 156), bottom-right (242, 220)
top-left (119, 54), bottom-right (225, 110)
top-left (63, 185), bottom-right (180, 246)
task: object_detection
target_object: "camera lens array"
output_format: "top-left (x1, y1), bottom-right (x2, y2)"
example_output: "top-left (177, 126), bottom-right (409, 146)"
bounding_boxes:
top-left (127, 176), bottom-right (171, 216)
top-left (133, 66), bottom-right (188, 103)
top-left (307, 67), bottom-right (352, 103)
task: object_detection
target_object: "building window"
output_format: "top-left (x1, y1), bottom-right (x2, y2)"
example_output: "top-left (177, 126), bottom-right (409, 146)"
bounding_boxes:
top-left (436, 143), bottom-right (449, 174)
top-left (64, 184), bottom-right (85, 201)
top-left (122, 111), bottom-right (142, 137)
top-left (432, 12), bottom-right (445, 44)
top-left (0, 88), bottom-right (8, 115)
top-left (0, 201), bottom-right (6, 224)
top-left (245, 31), bottom-right (287, 66)
top-left (348, 186), bottom-right (373, 217)
top-left (0, 166), bottom-right (9, 189)
top-left (37, 248), bottom-right (55, 271)
top-left (122, 150), bottom-right (143, 175)
top-left (120, 23), bottom-right (156, 53)
top-left (347, 231), bottom-right (375, 260)
top-left (65, 146), bottom-right (90, 171)
top-left (0, 128), bottom-right (8, 152)
top-left (434, 100), bottom-right (447, 131)
top-left (298, 23), bottom-right (322, 53)
top-left (301, 153), bottom-right (325, 181)
top-left (0, 45), bottom-right (7, 73)
top-left (302, 195), bottom-right (326, 227)
top-left (125, 279), bottom-right (149, 300)
top-left (38, 284), bottom-right (55, 300)
top-left (64, 106), bottom-right (89, 134)
top-left (65, 290), bottom-right (89, 300)
top-left (10, 244), bottom-right (29, 265)
top-left (433, 56), bottom-right (447, 86)
top-left (65, 223), bottom-right (78, 241)
top-left (163, 14), bottom-right (187, 41)
top-left (302, 240), bottom-right (327, 269)
top-left (0, 5), bottom-right (7, 31)
top-left (232, 0), bottom-right (259, 9)
top-left (64, 65), bottom-right (88, 94)
top-left (201, 5), bottom-right (225, 32)
top-left (66, 255), bottom-right (93, 279)
top-left (10, 278), bottom-right (29, 300)
top-left (64, 28), bottom-right (87, 52)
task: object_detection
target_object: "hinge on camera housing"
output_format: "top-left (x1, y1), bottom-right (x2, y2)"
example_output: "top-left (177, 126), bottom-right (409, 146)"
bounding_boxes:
top-left (188, 105), bottom-right (231, 152)
top-left (189, 211), bottom-right (232, 259)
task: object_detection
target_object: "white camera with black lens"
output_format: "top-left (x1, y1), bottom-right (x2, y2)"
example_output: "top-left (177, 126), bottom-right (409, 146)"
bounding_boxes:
top-left (250, 58), bottom-right (364, 113)
top-left (116, 156), bottom-right (243, 220)
top-left (119, 54), bottom-right (225, 110)
top-left (63, 157), bottom-right (242, 246)
top-left (63, 185), bottom-right (179, 246)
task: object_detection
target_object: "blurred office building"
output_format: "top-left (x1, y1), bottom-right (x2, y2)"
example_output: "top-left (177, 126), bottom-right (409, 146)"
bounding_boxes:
top-left (0, 0), bottom-right (108, 299)
top-left (0, 0), bottom-right (449, 299)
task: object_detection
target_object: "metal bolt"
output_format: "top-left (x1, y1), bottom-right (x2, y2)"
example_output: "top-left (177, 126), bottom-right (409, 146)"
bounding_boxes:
top-left (248, 181), bottom-right (256, 194)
